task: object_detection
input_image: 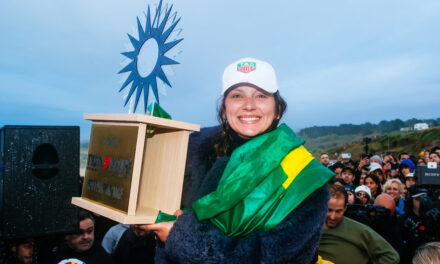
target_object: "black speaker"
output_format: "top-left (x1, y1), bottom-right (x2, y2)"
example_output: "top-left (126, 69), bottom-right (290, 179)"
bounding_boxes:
top-left (0, 126), bottom-right (80, 240)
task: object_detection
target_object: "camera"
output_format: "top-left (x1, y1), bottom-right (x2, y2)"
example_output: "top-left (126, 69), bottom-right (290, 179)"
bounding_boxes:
top-left (345, 204), bottom-right (391, 226)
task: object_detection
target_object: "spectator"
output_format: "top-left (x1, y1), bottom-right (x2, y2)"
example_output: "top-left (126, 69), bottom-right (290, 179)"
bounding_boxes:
top-left (6, 238), bottom-right (34, 264)
top-left (398, 152), bottom-right (410, 163)
top-left (417, 158), bottom-right (427, 166)
top-left (101, 224), bottom-right (129, 254)
top-left (370, 155), bottom-right (382, 165)
top-left (355, 185), bottom-right (372, 204)
top-left (359, 171), bottom-right (367, 185)
top-left (405, 172), bottom-right (417, 190)
top-left (431, 146), bottom-right (440, 157)
top-left (329, 162), bottom-right (344, 179)
top-left (383, 153), bottom-right (398, 170)
top-left (113, 225), bottom-right (156, 264)
top-left (318, 185), bottom-right (399, 264)
top-left (383, 179), bottom-right (405, 217)
top-left (330, 177), bottom-right (345, 187)
top-left (320, 153), bottom-right (330, 167)
top-left (344, 185), bottom-right (356, 204)
top-left (369, 163), bottom-right (385, 183)
top-left (371, 194), bottom-right (404, 258)
top-left (51, 210), bottom-right (114, 264)
top-left (412, 241), bottom-right (440, 264)
top-left (429, 152), bottom-right (440, 165)
top-left (399, 185), bottom-right (440, 264)
top-left (364, 174), bottom-right (382, 200)
top-left (345, 159), bottom-right (355, 169)
top-left (399, 159), bottom-right (415, 182)
top-left (341, 166), bottom-right (355, 185)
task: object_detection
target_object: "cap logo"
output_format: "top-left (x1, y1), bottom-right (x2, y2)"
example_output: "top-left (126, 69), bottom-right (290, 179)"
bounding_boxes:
top-left (237, 62), bottom-right (256, 73)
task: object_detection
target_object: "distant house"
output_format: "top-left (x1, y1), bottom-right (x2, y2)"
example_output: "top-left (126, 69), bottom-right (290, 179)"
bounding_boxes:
top-left (400, 127), bottom-right (413, 132)
top-left (414, 123), bottom-right (429, 131)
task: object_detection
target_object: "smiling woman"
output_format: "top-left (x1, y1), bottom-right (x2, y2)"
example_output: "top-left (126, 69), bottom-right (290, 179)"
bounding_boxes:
top-left (143, 57), bottom-right (334, 263)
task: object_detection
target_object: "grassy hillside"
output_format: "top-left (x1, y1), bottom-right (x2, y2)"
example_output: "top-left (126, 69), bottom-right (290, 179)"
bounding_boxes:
top-left (308, 126), bottom-right (440, 160)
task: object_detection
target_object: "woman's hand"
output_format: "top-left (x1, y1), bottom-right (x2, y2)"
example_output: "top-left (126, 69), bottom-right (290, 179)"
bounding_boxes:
top-left (141, 222), bottom-right (174, 243)
top-left (174, 209), bottom-right (183, 218)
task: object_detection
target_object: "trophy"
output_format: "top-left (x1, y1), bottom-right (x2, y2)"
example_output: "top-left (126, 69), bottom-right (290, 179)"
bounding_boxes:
top-left (72, 0), bottom-right (199, 224)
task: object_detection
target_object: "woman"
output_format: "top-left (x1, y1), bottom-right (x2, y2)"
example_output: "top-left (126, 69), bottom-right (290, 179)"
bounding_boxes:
top-left (143, 58), bottom-right (334, 263)
top-left (355, 185), bottom-right (372, 204)
top-left (364, 174), bottom-right (382, 200)
top-left (383, 179), bottom-right (405, 216)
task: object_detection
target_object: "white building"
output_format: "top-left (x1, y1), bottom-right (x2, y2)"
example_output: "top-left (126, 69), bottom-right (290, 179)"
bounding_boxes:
top-left (414, 123), bottom-right (429, 131)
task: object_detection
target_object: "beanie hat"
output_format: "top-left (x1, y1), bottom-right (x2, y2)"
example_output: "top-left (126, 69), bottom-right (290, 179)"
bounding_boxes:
top-left (399, 159), bottom-right (415, 173)
top-left (370, 155), bottom-right (382, 165)
top-left (222, 57), bottom-right (278, 95)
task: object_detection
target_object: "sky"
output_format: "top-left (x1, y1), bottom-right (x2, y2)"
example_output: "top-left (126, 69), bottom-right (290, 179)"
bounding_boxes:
top-left (1, 0), bottom-right (440, 141)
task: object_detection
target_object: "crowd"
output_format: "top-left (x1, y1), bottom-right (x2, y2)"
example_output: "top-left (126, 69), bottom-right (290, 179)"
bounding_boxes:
top-left (319, 147), bottom-right (440, 264)
top-left (3, 152), bottom-right (439, 264)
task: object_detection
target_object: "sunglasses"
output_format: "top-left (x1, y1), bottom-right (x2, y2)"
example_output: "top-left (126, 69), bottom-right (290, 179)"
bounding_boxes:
top-left (356, 193), bottom-right (369, 199)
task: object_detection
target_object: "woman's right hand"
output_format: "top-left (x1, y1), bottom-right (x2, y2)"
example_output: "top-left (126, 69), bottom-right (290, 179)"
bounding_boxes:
top-left (141, 222), bottom-right (174, 243)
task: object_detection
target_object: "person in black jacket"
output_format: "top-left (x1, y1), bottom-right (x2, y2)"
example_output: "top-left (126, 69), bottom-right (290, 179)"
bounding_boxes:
top-left (51, 210), bottom-right (114, 264)
top-left (112, 225), bottom-right (156, 264)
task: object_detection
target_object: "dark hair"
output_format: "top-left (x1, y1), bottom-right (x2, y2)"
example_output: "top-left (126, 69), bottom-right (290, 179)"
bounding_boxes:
top-left (430, 152), bottom-right (440, 158)
top-left (430, 146), bottom-right (440, 154)
top-left (78, 209), bottom-right (95, 225)
top-left (364, 174), bottom-right (382, 196)
top-left (398, 152), bottom-right (409, 160)
top-left (213, 88), bottom-right (287, 159)
top-left (329, 184), bottom-right (348, 205)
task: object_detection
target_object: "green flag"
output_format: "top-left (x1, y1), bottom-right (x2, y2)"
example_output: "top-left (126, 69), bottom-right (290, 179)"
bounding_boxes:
top-left (147, 102), bottom-right (171, 119)
top-left (192, 124), bottom-right (334, 237)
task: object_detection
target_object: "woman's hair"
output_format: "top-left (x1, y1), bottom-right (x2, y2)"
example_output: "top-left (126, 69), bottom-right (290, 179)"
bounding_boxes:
top-left (213, 88), bottom-right (287, 159)
top-left (413, 242), bottom-right (440, 264)
top-left (382, 178), bottom-right (403, 197)
top-left (365, 174), bottom-right (382, 196)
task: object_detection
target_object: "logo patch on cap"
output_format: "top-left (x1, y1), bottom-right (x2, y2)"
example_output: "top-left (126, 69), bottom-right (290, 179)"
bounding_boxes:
top-left (237, 62), bottom-right (256, 73)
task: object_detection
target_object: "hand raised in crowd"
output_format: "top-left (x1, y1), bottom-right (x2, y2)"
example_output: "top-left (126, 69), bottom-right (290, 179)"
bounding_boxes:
top-left (358, 157), bottom-right (369, 170)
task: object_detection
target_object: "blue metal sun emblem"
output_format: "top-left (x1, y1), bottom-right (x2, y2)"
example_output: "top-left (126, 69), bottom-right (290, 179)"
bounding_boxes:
top-left (119, 0), bottom-right (183, 113)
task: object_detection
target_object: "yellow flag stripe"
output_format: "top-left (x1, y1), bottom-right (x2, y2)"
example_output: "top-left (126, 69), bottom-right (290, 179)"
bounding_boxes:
top-left (281, 146), bottom-right (314, 189)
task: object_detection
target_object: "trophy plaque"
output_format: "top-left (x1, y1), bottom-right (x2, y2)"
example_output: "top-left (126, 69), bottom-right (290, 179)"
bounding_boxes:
top-left (72, 113), bottom-right (199, 224)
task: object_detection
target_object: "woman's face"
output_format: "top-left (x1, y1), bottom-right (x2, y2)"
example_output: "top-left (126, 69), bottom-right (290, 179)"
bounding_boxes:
top-left (385, 182), bottom-right (401, 201)
top-left (225, 85), bottom-right (276, 138)
top-left (356, 191), bottom-right (369, 204)
top-left (365, 177), bottom-right (378, 195)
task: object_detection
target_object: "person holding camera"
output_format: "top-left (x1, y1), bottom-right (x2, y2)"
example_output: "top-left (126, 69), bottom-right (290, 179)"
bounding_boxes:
top-left (399, 185), bottom-right (440, 264)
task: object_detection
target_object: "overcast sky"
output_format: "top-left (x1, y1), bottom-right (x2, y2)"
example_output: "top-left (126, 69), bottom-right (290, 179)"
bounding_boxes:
top-left (1, 0), bottom-right (440, 140)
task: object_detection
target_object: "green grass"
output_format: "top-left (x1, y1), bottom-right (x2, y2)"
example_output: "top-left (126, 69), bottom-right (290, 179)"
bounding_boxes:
top-left (310, 126), bottom-right (440, 160)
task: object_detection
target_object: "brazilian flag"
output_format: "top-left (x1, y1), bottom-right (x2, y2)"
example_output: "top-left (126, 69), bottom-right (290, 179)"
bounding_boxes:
top-left (192, 124), bottom-right (334, 237)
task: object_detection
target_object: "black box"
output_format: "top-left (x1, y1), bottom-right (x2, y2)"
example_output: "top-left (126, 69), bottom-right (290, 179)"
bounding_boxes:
top-left (0, 126), bottom-right (79, 239)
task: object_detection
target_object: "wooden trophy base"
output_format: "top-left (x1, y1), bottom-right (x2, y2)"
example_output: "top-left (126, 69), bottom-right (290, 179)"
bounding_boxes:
top-left (72, 114), bottom-right (199, 224)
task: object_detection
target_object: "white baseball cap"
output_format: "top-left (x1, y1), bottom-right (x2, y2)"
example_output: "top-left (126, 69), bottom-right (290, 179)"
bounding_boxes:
top-left (221, 57), bottom-right (279, 95)
top-left (355, 185), bottom-right (372, 199)
top-left (369, 163), bottom-right (382, 173)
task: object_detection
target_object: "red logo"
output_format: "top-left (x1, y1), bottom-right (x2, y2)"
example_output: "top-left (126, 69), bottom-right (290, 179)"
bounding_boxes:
top-left (237, 62), bottom-right (256, 73)
top-left (103, 156), bottom-right (110, 169)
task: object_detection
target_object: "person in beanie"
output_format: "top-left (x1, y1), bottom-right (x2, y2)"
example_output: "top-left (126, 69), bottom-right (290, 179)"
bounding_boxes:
top-left (142, 58), bottom-right (334, 263)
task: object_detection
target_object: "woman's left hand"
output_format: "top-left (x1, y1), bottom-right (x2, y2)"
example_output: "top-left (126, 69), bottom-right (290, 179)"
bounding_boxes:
top-left (141, 222), bottom-right (174, 243)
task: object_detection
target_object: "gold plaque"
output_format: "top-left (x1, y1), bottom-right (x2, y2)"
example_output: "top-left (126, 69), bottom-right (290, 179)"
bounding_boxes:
top-left (82, 124), bottom-right (138, 212)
